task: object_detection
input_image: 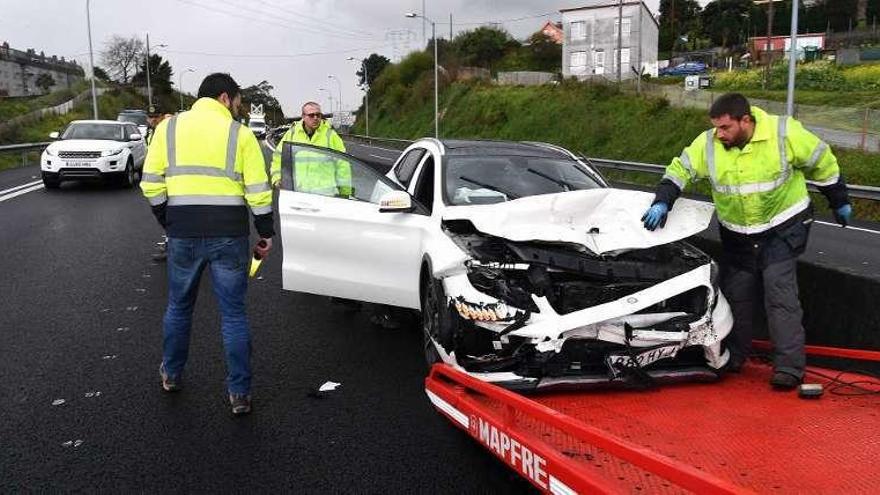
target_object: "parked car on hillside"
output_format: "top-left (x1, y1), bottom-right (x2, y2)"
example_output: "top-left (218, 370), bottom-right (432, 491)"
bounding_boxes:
top-left (660, 61), bottom-right (708, 77)
top-left (275, 139), bottom-right (734, 391)
top-left (40, 120), bottom-right (146, 189)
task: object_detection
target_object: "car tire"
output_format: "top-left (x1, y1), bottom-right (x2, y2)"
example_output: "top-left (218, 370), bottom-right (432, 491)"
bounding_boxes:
top-left (121, 158), bottom-right (136, 188)
top-left (42, 173), bottom-right (60, 189)
top-left (421, 276), bottom-right (453, 367)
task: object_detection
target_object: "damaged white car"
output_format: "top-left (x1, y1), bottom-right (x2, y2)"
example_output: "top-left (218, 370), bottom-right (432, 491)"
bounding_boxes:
top-left (277, 139), bottom-right (733, 391)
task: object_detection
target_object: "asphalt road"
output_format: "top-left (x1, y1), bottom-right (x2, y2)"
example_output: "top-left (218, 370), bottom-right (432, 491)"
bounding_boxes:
top-left (343, 139), bottom-right (880, 283)
top-left (0, 158), bottom-right (535, 492)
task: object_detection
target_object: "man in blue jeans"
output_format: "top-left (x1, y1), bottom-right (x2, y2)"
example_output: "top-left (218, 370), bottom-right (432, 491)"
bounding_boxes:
top-left (141, 73), bottom-right (274, 415)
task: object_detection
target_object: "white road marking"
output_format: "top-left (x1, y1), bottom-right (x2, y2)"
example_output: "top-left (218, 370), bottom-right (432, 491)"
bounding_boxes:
top-left (814, 220), bottom-right (880, 236)
top-left (368, 153), bottom-right (394, 162)
top-left (0, 183), bottom-right (43, 203)
top-left (347, 141), bottom-right (402, 154)
top-left (0, 179), bottom-right (42, 196)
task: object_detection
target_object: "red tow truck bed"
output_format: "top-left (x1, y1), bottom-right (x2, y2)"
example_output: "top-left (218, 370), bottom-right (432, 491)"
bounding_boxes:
top-left (425, 344), bottom-right (880, 494)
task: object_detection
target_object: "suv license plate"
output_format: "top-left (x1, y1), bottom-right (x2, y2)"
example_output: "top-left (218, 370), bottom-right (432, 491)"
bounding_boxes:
top-left (65, 161), bottom-right (93, 167)
top-left (606, 344), bottom-right (682, 376)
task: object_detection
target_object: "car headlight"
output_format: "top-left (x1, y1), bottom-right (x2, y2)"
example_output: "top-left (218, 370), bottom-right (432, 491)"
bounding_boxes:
top-left (101, 148), bottom-right (124, 157)
top-left (45, 148), bottom-right (56, 156)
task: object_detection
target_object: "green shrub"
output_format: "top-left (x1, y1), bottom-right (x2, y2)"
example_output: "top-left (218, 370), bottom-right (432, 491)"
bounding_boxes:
top-left (398, 51), bottom-right (434, 86)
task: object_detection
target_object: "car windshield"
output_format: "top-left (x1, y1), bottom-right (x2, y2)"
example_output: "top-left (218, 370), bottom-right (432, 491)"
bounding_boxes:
top-left (61, 123), bottom-right (125, 141)
top-left (118, 113), bottom-right (147, 126)
top-left (444, 155), bottom-right (602, 205)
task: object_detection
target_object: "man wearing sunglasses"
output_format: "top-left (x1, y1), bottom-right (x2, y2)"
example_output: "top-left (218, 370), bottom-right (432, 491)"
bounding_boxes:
top-left (269, 101), bottom-right (349, 195)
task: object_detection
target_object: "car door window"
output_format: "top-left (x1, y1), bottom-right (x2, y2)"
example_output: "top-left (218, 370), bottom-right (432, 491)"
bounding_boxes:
top-left (411, 155), bottom-right (434, 214)
top-left (126, 124), bottom-right (139, 140)
top-left (394, 149), bottom-right (425, 188)
top-left (281, 143), bottom-right (401, 203)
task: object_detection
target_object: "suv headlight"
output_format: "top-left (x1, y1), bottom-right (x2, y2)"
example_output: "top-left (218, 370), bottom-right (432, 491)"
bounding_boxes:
top-left (45, 148), bottom-right (56, 156)
top-left (101, 148), bottom-right (124, 157)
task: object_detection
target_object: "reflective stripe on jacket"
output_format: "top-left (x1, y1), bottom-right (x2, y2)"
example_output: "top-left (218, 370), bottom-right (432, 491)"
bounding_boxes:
top-left (662, 107), bottom-right (840, 235)
top-left (269, 120), bottom-right (350, 195)
top-left (140, 97), bottom-right (273, 236)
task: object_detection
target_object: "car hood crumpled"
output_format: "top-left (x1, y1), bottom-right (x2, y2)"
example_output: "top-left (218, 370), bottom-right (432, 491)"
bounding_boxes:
top-left (442, 189), bottom-right (714, 255)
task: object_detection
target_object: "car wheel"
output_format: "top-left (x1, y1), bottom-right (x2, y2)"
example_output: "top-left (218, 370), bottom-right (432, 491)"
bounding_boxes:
top-left (121, 159), bottom-right (135, 188)
top-left (42, 173), bottom-right (60, 189)
top-left (421, 276), bottom-right (451, 367)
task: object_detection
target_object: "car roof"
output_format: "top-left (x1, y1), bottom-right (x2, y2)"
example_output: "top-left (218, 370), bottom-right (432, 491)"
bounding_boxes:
top-left (70, 120), bottom-right (126, 125)
top-left (436, 139), bottom-right (571, 159)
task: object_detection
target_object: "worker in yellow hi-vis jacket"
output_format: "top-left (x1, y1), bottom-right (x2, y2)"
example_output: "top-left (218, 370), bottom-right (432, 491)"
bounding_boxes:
top-left (641, 93), bottom-right (851, 391)
top-left (140, 73), bottom-right (273, 416)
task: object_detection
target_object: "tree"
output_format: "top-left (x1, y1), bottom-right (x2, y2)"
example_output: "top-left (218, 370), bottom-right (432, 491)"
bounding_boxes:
top-left (100, 35), bottom-right (144, 84)
top-left (356, 53), bottom-right (391, 87)
top-left (524, 32), bottom-right (562, 72)
top-left (93, 66), bottom-right (111, 82)
top-left (132, 54), bottom-right (174, 94)
top-left (35, 73), bottom-right (55, 93)
top-left (240, 80), bottom-right (285, 125)
top-left (658, 0), bottom-right (703, 53)
top-left (450, 26), bottom-right (520, 69)
top-left (701, 0), bottom-right (753, 48)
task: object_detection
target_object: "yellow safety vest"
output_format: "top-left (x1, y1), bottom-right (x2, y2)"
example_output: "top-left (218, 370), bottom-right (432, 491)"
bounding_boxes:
top-left (663, 107), bottom-right (840, 234)
top-left (270, 120), bottom-right (350, 196)
top-left (140, 97), bottom-right (272, 216)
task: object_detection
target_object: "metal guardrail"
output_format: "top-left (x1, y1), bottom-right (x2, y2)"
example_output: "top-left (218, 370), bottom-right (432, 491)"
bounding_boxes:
top-left (0, 142), bottom-right (51, 152)
top-left (342, 133), bottom-right (880, 202)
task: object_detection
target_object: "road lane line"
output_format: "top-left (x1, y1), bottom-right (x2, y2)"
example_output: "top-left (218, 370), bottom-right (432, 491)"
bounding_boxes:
top-left (0, 183), bottom-right (43, 202)
top-left (368, 153), bottom-right (394, 162)
top-left (814, 220), bottom-right (880, 236)
top-left (0, 179), bottom-right (43, 196)
top-left (345, 141), bottom-right (402, 154)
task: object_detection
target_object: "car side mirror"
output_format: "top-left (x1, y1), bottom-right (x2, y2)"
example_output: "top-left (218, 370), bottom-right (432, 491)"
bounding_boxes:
top-left (129, 133), bottom-right (142, 141)
top-left (49, 131), bottom-right (59, 139)
top-left (378, 190), bottom-right (414, 213)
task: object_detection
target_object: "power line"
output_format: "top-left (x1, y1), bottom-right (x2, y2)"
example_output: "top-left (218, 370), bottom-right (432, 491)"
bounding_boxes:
top-left (450, 11), bottom-right (556, 27)
top-left (250, 0), bottom-right (378, 38)
top-left (161, 43), bottom-right (394, 59)
top-left (174, 0), bottom-right (378, 41)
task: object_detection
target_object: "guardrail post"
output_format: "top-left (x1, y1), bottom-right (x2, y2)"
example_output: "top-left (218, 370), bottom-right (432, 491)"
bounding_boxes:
top-left (21, 151), bottom-right (27, 168)
top-left (861, 107), bottom-right (869, 151)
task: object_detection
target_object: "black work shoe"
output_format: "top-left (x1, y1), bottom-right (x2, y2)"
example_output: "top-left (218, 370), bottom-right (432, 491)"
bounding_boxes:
top-left (159, 364), bottom-right (181, 392)
top-left (724, 357), bottom-right (746, 374)
top-left (770, 371), bottom-right (801, 390)
top-left (229, 394), bottom-right (252, 415)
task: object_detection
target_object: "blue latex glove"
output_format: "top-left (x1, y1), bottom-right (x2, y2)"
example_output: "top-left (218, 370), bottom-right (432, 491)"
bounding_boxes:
top-left (833, 204), bottom-right (852, 227)
top-left (641, 202), bottom-right (669, 231)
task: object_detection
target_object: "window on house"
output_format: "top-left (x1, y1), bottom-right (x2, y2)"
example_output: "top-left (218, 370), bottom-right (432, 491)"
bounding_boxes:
top-left (570, 21), bottom-right (587, 41)
top-left (613, 48), bottom-right (631, 71)
top-left (570, 51), bottom-right (588, 74)
top-left (613, 17), bottom-right (632, 43)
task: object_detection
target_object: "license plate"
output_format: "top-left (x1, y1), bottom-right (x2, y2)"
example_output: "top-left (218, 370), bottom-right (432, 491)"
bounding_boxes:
top-left (606, 344), bottom-right (682, 376)
top-left (65, 161), bottom-right (93, 167)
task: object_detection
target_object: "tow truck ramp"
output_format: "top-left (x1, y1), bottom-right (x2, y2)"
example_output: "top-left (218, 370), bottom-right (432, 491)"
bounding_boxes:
top-left (425, 344), bottom-right (880, 494)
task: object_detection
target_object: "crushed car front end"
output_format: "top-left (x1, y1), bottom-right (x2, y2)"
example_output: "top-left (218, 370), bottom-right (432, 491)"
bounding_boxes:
top-left (428, 190), bottom-right (733, 392)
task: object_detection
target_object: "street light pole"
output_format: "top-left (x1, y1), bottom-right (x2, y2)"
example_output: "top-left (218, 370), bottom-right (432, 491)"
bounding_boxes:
top-left (85, 0), bottom-right (98, 119)
top-left (145, 33), bottom-right (152, 108)
top-left (179, 68), bottom-right (194, 111)
top-left (347, 56), bottom-right (370, 137)
top-left (785, 0), bottom-right (800, 116)
top-left (328, 75), bottom-right (343, 115)
top-left (406, 12), bottom-right (438, 138)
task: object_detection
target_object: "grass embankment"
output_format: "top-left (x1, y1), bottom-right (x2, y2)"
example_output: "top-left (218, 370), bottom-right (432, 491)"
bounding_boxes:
top-left (0, 80), bottom-right (92, 122)
top-left (0, 88), bottom-right (148, 171)
top-left (354, 80), bottom-right (880, 221)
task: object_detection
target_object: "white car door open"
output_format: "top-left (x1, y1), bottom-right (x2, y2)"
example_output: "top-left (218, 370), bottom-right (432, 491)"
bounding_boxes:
top-left (278, 143), bottom-right (431, 309)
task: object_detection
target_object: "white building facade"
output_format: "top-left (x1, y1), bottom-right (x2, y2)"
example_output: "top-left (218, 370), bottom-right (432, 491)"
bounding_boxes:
top-left (561, 1), bottom-right (659, 81)
top-left (0, 42), bottom-right (84, 97)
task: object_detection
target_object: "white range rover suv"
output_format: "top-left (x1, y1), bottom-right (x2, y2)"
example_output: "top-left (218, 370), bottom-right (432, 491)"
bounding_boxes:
top-left (41, 120), bottom-right (147, 189)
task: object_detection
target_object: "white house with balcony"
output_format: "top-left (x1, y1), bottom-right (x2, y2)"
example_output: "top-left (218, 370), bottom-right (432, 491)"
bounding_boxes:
top-left (561, 1), bottom-right (659, 80)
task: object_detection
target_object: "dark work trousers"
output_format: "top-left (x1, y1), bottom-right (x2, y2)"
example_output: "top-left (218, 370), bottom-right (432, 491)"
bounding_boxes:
top-left (721, 258), bottom-right (806, 378)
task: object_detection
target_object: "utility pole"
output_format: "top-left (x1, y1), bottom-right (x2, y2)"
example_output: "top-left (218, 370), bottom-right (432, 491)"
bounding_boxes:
top-left (422, 0), bottom-right (426, 45)
top-left (85, 0), bottom-right (98, 119)
top-left (616, 0), bottom-right (623, 83)
top-left (449, 13), bottom-right (453, 40)
top-left (145, 33), bottom-right (153, 108)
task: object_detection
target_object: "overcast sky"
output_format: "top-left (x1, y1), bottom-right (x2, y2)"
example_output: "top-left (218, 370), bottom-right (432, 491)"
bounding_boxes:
top-left (0, 0), bottom-right (710, 116)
